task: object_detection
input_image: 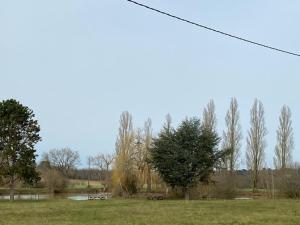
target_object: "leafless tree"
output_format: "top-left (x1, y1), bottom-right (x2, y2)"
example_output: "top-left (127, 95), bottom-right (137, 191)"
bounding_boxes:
top-left (274, 105), bottom-right (294, 170)
top-left (134, 128), bottom-right (146, 189)
top-left (222, 98), bottom-right (242, 173)
top-left (143, 119), bottom-right (153, 192)
top-left (246, 99), bottom-right (267, 191)
top-left (165, 114), bottom-right (172, 132)
top-left (87, 156), bottom-right (92, 188)
top-left (113, 111), bottom-right (137, 195)
top-left (92, 153), bottom-right (114, 190)
top-left (46, 148), bottom-right (80, 176)
top-left (92, 155), bottom-right (105, 172)
top-left (101, 154), bottom-right (114, 171)
top-left (202, 100), bottom-right (217, 132)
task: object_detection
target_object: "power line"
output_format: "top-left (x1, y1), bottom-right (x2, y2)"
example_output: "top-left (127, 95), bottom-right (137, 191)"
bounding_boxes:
top-left (127, 0), bottom-right (300, 57)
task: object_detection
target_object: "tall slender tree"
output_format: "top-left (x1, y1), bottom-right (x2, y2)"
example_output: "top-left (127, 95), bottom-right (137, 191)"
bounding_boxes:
top-left (113, 111), bottom-right (137, 195)
top-left (246, 99), bottom-right (267, 191)
top-left (133, 119), bottom-right (153, 192)
top-left (222, 98), bottom-right (242, 173)
top-left (143, 119), bottom-right (153, 192)
top-left (133, 128), bottom-right (145, 190)
top-left (202, 100), bottom-right (217, 132)
top-left (274, 105), bottom-right (294, 170)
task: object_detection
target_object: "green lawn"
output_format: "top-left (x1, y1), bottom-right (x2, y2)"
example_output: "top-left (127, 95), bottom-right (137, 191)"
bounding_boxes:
top-left (1, 199), bottom-right (300, 225)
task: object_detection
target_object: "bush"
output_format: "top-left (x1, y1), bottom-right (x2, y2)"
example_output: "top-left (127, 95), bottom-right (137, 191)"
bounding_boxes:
top-left (276, 168), bottom-right (300, 198)
top-left (188, 172), bottom-right (237, 200)
top-left (40, 168), bottom-right (68, 193)
top-left (212, 172), bottom-right (237, 199)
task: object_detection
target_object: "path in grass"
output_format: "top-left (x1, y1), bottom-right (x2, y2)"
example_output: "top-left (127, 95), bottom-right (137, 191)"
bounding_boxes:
top-left (1, 199), bottom-right (300, 225)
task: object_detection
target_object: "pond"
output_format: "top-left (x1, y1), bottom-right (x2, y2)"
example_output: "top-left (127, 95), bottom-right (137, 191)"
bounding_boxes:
top-left (0, 194), bottom-right (49, 200)
top-left (0, 194), bottom-right (90, 201)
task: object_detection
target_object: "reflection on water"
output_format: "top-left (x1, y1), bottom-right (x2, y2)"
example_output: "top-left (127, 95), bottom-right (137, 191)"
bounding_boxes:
top-left (0, 194), bottom-right (49, 200)
top-left (0, 194), bottom-right (92, 201)
top-left (67, 195), bottom-right (89, 201)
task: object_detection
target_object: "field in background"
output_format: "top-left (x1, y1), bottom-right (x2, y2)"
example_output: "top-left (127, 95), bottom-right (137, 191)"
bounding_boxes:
top-left (67, 179), bottom-right (104, 189)
top-left (1, 199), bottom-right (300, 225)
top-left (0, 179), bottom-right (104, 195)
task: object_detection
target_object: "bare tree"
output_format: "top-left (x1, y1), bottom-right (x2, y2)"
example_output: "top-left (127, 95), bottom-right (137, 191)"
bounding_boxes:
top-left (222, 98), bottom-right (242, 173)
top-left (202, 100), bottom-right (217, 132)
top-left (144, 119), bottom-right (153, 192)
top-left (101, 154), bottom-right (114, 171)
top-left (165, 114), bottom-right (172, 132)
top-left (87, 156), bottom-right (92, 188)
top-left (46, 148), bottom-right (80, 176)
top-left (92, 153), bottom-right (114, 190)
top-left (134, 128), bottom-right (146, 189)
top-left (92, 155), bottom-right (105, 174)
top-left (113, 111), bottom-right (137, 195)
top-left (274, 105), bottom-right (294, 170)
top-left (246, 99), bottom-right (267, 191)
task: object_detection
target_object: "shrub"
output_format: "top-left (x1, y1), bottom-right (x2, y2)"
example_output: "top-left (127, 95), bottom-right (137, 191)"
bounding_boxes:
top-left (276, 168), bottom-right (300, 198)
top-left (40, 168), bottom-right (67, 193)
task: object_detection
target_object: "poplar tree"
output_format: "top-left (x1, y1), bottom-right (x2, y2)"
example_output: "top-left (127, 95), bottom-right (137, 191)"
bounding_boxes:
top-left (202, 100), bottom-right (217, 132)
top-left (222, 98), bottom-right (242, 173)
top-left (246, 99), bottom-right (267, 191)
top-left (274, 105), bottom-right (294, 170)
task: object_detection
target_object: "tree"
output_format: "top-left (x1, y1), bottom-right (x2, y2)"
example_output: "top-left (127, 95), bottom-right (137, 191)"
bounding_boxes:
top-left (113, 111), bottom-right (138, 195)
top-left (101, 154), bottom-right (114, 172)
top-left (46, 148), bottom-right (80, 176)
top-left (143, 119), bottom-right (153, 192)
top-left (151, 117), bottom-right (224, 200)
top-left (202, 100), bottom-right (217, 132)
top-left (134, 119), bottom-right (154, 192)
top-left (222, 98), bottom-right (242, 173)
top-left (274, 105), bottom-right (294, 170)
top-left (246, 99), bottom-right (267, 191)
top-left (0, 99), bottom-right (41, 200)
top-left (133, 128), bottom-right (145, 190)
top-left (38, 158), bottom-right (67, 193)
top-left (91, 153), bottom-right (114, 190)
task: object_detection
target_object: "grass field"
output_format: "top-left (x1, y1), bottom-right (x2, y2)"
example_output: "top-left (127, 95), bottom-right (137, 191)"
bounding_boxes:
top-left (67, 179), bottom-right (104, 189)
top-left (1, 199), bottom-right (300, 225)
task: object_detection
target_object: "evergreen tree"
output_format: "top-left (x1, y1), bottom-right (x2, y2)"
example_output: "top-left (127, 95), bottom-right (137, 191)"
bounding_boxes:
top-left (0, 99), bottom-right (41, 200)
top-left (151, 117), bottom-right (225, 200)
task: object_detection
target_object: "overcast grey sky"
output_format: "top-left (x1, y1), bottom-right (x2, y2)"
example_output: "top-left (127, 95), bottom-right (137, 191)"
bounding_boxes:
top-left (1, 0), bottom-right (299, 168)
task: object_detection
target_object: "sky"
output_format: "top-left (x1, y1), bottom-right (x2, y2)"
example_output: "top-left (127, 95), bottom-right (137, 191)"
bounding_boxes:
top-left (1, 0), bottom-right (300, 168)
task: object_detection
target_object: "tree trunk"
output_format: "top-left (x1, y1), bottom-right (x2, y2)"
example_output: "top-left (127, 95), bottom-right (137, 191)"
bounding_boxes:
top-left (183, 188), bottom-right (190, 200)
top-left (9, 179), bottom-right (15, 201)
top-left (146, 167), bottom-right (151, 192)
top-left (252, 170), bottom-right (258, 192)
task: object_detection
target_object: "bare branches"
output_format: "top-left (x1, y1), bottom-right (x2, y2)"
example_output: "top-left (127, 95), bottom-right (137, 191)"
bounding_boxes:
top-left (246, 99), bottom-right (267, 190)
top-left (202, 100), bottom-right (217, 132)
top-left (222, 98), bottom-right (242, 172)
top-left (274, 105), bottom-right (294, 170)
top-left (92, 154), bottom-right (114, 172)
top-left (143, 118), bottom-right (153, 192)
top-left (47, 148), bottom-right (80, 176)
top-left (113, 111), bottom-right (138, 195)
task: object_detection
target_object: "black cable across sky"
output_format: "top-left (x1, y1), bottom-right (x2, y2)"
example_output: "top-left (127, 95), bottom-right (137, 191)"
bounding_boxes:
top-left (127, 0), bottom-right (300, 57)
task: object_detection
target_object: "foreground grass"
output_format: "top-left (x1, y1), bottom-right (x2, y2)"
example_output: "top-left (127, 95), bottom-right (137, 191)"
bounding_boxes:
top-left (1, 199), bottom-right (300, 225)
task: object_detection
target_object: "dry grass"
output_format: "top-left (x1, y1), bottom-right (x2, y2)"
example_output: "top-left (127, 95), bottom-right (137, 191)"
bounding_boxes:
top-left (67, 179), bottom-right (103, 189)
